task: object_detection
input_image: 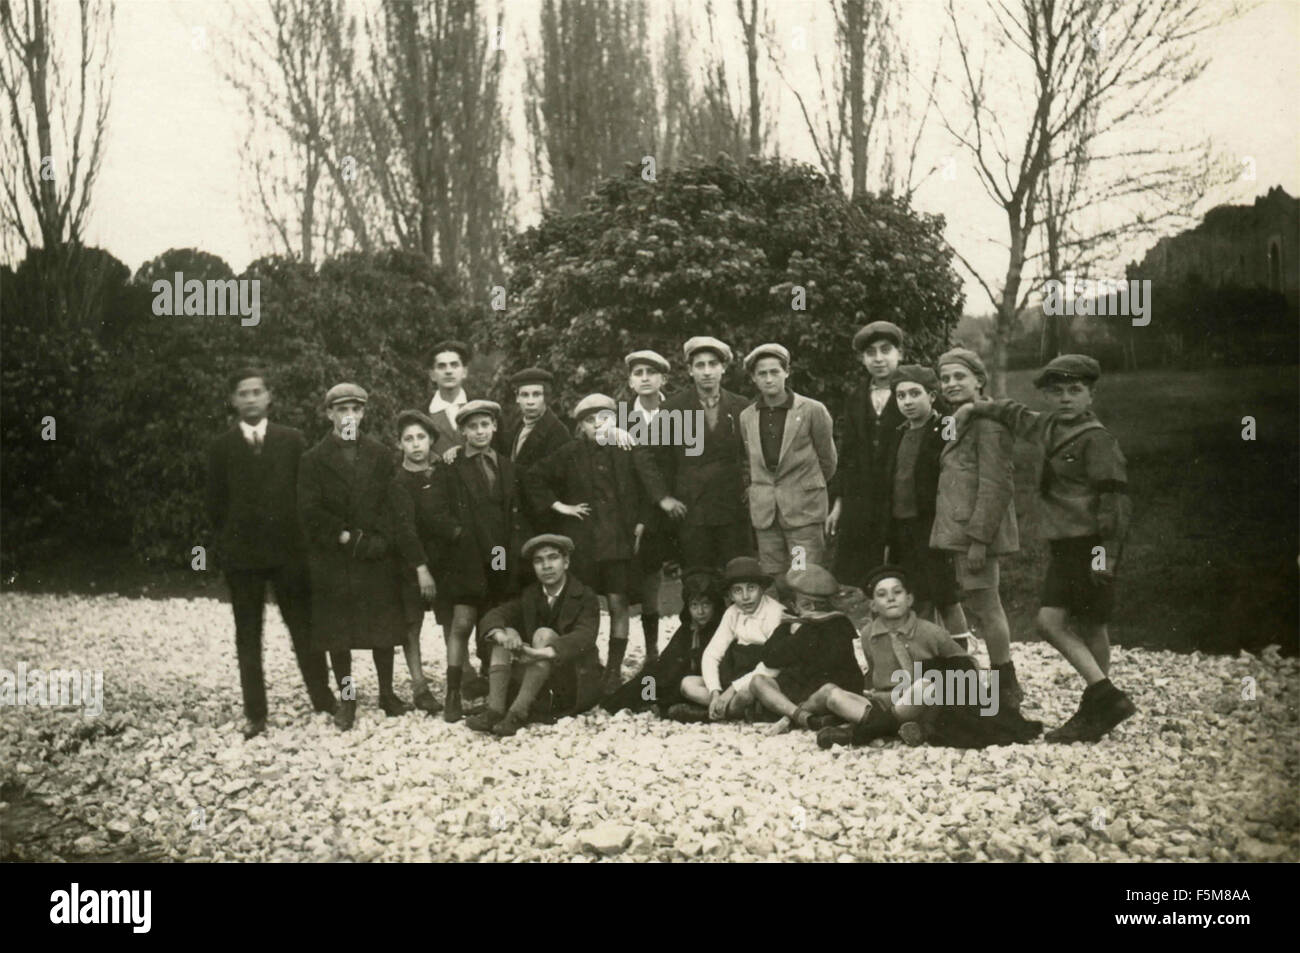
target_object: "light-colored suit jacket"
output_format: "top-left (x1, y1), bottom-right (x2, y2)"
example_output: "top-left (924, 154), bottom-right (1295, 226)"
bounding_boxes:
top-left (740, 392), bottom-right (838, 530)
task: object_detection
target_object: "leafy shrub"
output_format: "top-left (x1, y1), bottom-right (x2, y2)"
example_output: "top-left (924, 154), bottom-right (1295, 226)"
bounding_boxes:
top-left (491, 155), bottom-right (965, 415)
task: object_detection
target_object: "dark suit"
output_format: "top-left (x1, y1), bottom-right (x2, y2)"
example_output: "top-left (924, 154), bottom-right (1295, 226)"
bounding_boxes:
top-left (496, 408), bottom-right (572, 533)
top-left (479, 575), bottom-right (603, 716)
top-left (633, 387), bottom-right (753, 570)
top-left (297, 433), bottom-right (408, 651)
top-left (206, 422), bottom-right (332, 718)
top-left (831, 379), bottom-right (905, 587)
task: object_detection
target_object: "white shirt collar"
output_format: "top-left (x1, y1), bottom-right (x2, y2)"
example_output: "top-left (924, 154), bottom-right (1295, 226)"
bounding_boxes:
top-left (239, 418), bottom-right (268, 441)
top-left (428, 388), bottom-right (468, 416)
top-left (543, 579), bottom-right (566, 603)
top-left (634, 394), bottom-right (664, 421)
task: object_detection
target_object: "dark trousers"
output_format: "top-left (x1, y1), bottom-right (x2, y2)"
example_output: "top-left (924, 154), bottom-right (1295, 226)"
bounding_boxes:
top-left (226, 564), bottom-right (332, 719)
top-left (678, 518), bottom-right (754, 572)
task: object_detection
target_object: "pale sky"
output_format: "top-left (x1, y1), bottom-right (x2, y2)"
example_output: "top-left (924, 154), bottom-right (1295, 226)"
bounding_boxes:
top-left (37, 0), bottom-right (1300, 311)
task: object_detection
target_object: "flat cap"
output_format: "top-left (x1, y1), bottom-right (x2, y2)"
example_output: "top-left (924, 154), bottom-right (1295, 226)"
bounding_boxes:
top-left (1033, 353), bottom-right (1101, 388)
top-left (891, 364), bottom-right (940, 392)
top-left (509, 366), bottom-right (553, 387)
top-left (743, 342), bottom-right (791, 372)
top-left (624, 349), bottom-right (670, 374)
top-left (683, 336), bottom-right (733, 364)
top-left (573, 393), bottom-right (617, 420)
top-left (431, 339), bottom-right (472, 363)
top-left (521, 534), bottom-right (575, 560)
top-left (454, 399), bottom-right (501, 427)
top-left (865, 564), bottom-right (910, 594)
top-left (783, 564), bottom-right (839, 597)
top-left (325, 382), bottom-right (368, 407)
top-left (936, 347), bottom-right (988, 385)
top-left (396, 408), bottom-right (438, 437)
top-left (853, 320), bottom-right (904, 351)
top-left (723, 556), bottom-right (772, 588)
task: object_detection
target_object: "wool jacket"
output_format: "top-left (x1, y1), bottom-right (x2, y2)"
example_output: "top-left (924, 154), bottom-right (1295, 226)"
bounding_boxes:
top-left (479, 574), bottom-right (603, 715)
top-left (633, 387), bottom-right (751, 528)
top-left (882, 412), bottom-right (947, 521)
top-left (972, 401), bottom-right (1130, 549)
top-left (296, 432), bottom-right (408, 650)
top-left (929, 415), bottom-right (1019, 555)
top-left (424, 450), bottom-right (531, 603)
top-left (739, 392), bottom-right (838, 530)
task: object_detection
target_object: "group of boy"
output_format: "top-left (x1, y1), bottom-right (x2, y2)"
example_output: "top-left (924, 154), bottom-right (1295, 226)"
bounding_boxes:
top-left (207, 323), bottom-right (1136, 745)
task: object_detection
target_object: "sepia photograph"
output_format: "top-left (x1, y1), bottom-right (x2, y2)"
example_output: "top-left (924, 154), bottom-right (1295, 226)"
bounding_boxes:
top-left (0, 0), bottom-right (1296, 897)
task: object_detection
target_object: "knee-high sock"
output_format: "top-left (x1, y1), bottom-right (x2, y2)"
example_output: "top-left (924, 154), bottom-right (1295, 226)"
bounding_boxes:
top-left (330, 650), bottom-right (352, 694)
top-left (509, 661), bottom-right (552, 719)
top-left (373, 647), bottom-right (395, 696)
top-left (487, 663), bottom-right (511, 714)
top-left (606, 638), bottom-right (628, 674)
top-left (642, 614), bottom-right (659, 659)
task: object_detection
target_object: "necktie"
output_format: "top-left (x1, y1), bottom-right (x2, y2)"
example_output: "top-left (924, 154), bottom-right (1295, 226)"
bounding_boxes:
top-left (250, 430), bottom-right (263, 455)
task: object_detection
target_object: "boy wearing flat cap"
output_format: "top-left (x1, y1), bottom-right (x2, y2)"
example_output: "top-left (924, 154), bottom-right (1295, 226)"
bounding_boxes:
top-left (932, 346), bottom-right (1025, 713)
top-left (207, 367), bottom-right (337, 738)
top-left (739, 344), bottom-right (838, 577)
top-left (957, 353), bottom-right (1135, 742)
top-left (884, 365), bottom-right (974, 649)
top-left (748, 565), bottom-right (864, 735)
top-left (827, 321), bottom-right (907, 588)
top-left (634, 336), bottom-right (754, 572)
top-left (623, 349), bottom-right (676, 669)
top-left (497, 366), bottom-right (572, 532)
top-left (525, 393), bottom-right (651, 694)
top-left (466, 534), bottom-right (603, 737)
top-left (426, 400), bottom-right (532, 721)
top-left (298, 383), bottom-right (412, 731)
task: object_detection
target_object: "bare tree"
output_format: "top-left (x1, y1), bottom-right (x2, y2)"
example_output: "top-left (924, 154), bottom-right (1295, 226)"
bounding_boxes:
top-left (941, 0), bottom-right (1236, 395)
top-left (220, 0), bottom-right (371, 265)
top-left (358, 0), bottom-right (508, 291)
top-left (771, 0), bottom-right (932, 197)
top-left (0, 0), bottom-right (113, 290)
top-left (526, 0), bottom-right (657, 212)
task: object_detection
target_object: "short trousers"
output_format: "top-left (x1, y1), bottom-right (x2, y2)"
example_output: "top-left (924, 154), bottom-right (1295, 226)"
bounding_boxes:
top-left (727, 662), bottom-right (779, 704)
top-left (953, 551), bottom-right (1000, 592)
top-left (575, 558), bottom-right (632, 597)
top-left (1041, 536), bottom-right (1115, 623)
top-left (888, 518), bottom-right (960, 607)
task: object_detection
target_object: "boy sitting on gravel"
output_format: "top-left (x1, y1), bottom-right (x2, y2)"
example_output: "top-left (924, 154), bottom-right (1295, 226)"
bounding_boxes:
top-left (670, 557), bottom-right (784, 722)
top-left (748, 565), bottom-right (863, 736)
top-left (956, 354), bottom-right (1135, 743)
top-left (466, 534), bottom-right (603, 738)
top-left (810, 566), bottom-right (970, 748)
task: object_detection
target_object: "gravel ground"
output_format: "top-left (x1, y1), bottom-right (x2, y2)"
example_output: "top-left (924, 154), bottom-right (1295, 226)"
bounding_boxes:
top-left (1, 592), bottom-right (1296, 863)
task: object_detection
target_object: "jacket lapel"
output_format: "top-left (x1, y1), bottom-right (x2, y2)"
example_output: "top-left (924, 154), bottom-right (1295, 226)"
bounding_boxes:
top-left (777, 393), bottom-right (803, 465)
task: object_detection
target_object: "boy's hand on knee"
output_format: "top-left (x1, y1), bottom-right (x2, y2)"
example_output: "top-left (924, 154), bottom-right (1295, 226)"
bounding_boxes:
top-left (708, 689), bottom-right (729, 721)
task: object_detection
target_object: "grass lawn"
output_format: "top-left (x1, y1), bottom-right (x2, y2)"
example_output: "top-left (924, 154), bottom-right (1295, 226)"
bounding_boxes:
top-left (4, 365), bottom-right (1297, 654)
top-left (998, 364), bottom-right (1298, 654)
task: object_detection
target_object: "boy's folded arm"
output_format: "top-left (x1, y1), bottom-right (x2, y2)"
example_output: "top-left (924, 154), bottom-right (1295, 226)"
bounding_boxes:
top-left (1096, 490), bottom-right (1131, 560)
top-left (970, 398), bottom-right (1046, 442)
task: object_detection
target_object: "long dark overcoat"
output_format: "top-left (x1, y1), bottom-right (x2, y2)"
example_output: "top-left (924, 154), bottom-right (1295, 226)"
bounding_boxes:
top-left (297, 433), bottom-right (407, 651)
